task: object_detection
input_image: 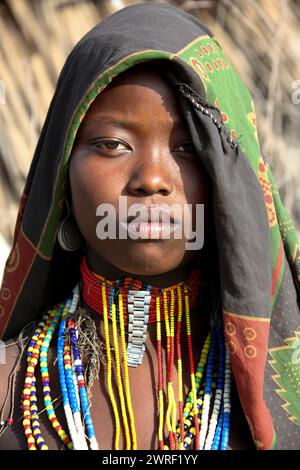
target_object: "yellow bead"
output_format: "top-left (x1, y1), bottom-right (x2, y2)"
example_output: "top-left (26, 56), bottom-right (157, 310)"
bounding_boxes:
top-left (163, 445), bottom-right (169, 450)
top-left (41, 445), bottom-right (48, 450)
top-left (41, 372), bottom-right (49, 378)
top-left (33, 429), bottom-right (40, 436)
top-left (185, 436), bottom-right (192, 445)
top-left (43, 386), bottom-right (50, 392)
top-left (28, 436), bottom-right (35, 444)
top-left (58, 429), bottom-right (65, 438)
top-left (36, 437), bottom-right (44, 444)
top-left (49, 413), bottom-right (55, 420)
top-left (25, 429), bottom-right (32, 436)
top-left (31, 358), bottom-right (38, 365)
top-left (40, 361), bottom-right (47, 368)
top-left (23, 400), bottom-right (30, 406)
top-left (23, 419), bottom-right (30, 426)
top-left (52, 420), bottom-right (59, 428)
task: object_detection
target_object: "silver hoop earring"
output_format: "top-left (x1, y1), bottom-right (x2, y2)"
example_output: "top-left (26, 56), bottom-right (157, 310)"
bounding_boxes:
top-left (57, 198), bottom-right (83, 251)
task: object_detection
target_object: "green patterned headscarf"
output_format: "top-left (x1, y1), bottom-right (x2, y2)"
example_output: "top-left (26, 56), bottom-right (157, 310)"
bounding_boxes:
top-left (0, 3), bottom-right (299, 449)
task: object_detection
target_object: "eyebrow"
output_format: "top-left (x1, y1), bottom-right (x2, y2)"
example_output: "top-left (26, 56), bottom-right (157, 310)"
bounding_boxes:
top-left (88, 115), bottom-right (186, 131)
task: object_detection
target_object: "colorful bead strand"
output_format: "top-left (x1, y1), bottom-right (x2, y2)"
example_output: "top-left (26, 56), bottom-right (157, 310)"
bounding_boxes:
top-left (176, 286), bottom-right (184, 449)
top-left (163, 290), bottom-right (177, 450)
top-left (23, 315), bottom-right (49, 450)
top-left (118, 293), bottom-right (137, 449)
top-left (57, 309), bottom-right (78, 450)
top-left (156, 296), bottom-right (165, 450)
top-left (102, 283), bottom-right (121, 450)
top-left (40, 307), bottom-right (72, 448)
top-left (204, 326), bottom-right (225, 449)
top-left (220, 343), bottom-right (231, 450)
top-left (184, 286), bottom-right (200, 449)
top-left (111, 302), bottom-right (131, 449)
top-left (67, 318), bottom-right (99, 450)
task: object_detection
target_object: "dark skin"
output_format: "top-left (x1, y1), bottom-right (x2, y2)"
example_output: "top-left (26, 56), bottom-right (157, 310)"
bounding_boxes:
top-left (0, 64), bottom-right (255, 449)
top-left (68, 62), bottom-right (212, 284)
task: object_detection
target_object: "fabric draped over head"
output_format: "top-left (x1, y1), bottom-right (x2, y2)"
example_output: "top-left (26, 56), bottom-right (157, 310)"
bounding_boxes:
top-left (0, 2), bottom-right (299, 449)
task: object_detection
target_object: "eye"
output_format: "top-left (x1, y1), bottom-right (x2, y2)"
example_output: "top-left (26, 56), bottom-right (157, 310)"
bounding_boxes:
top-left (92, 139), bottom-right (130, 151)
top-left (173, 142), bottom-right (195, 154)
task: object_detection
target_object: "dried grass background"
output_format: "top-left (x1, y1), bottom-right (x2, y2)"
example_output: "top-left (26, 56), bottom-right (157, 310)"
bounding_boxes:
top-left (0, 0), bottom-right (299, 268)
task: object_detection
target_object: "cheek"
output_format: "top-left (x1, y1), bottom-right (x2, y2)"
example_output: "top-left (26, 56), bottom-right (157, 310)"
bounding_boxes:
top-left (180, 162), bottom-right (212, 238)
top-left (69, 154), bottom-right (122, 213)
top-left (181, 160), bottom-right (211, 205)
top-left (68, 154), bottom-right (125, 247)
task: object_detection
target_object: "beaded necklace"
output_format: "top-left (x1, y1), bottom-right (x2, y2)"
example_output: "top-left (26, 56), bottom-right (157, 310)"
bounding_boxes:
top-left (21, 261), bottom-right (231, 450)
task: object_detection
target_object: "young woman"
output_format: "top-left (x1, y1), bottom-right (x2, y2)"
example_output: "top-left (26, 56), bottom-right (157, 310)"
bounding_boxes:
top-left (0, 3), bottom-right (299, 450)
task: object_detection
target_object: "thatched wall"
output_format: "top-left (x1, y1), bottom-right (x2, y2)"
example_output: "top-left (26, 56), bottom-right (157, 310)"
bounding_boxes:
top-left (0, 0), bottom-right (299, 253)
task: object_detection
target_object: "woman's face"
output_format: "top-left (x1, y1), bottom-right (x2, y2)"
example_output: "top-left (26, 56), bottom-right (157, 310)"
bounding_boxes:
top-left (69, 63), bottom-right (211, 276)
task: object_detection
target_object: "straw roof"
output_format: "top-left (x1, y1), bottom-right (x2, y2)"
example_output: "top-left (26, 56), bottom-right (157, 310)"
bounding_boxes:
top-left (0, 0), bottom-right (299, 251)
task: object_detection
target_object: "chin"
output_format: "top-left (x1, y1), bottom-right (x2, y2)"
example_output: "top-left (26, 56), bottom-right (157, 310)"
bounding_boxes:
top-left (110, 242), bottom-right (186, 276)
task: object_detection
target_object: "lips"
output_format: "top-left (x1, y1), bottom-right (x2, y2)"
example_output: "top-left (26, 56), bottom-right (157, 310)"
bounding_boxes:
top-left (120, 209), bottom-right (182, 240)
top-left (126, 208), bottom-right (178, 225)
top-left (127, 220), bottom-right (178, 239)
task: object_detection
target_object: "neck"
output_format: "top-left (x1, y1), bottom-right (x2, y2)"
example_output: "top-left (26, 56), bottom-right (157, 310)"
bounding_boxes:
top-left (79, 253), bottom-right (209, 332)
top-left (85, 246), bottom-right (202, 288)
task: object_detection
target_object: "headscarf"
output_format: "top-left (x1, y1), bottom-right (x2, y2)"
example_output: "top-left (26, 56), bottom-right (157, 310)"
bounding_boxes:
top-left (0, 2), bottom-right (299, 449)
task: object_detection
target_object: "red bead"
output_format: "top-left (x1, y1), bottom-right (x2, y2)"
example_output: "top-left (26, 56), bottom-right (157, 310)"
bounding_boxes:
top-left (6, 418), bottom-right (14, 425)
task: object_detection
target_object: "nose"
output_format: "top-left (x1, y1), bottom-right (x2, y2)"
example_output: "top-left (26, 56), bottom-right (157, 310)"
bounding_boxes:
top-left (126, 151), bottom-right (175, 196)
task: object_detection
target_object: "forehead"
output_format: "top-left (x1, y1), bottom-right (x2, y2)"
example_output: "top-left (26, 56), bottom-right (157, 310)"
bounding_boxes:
top-left (83, 62), bottom-right (182, 120)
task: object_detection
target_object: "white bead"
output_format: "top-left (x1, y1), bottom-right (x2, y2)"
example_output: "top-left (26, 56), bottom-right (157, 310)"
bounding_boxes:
top-left (89, 435), bottom-right (99, 450)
